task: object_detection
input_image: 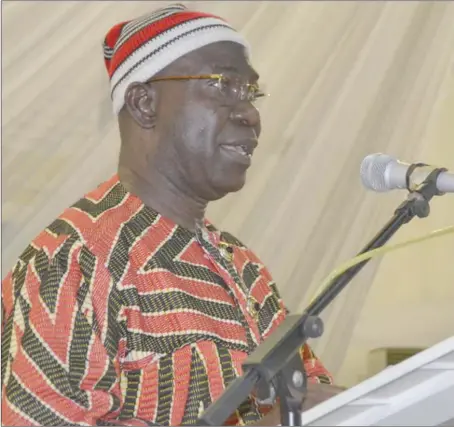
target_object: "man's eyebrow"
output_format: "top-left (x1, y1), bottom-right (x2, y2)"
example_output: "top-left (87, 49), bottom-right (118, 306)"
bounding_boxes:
top-left (214, 64), bottom-right (260, 81)
top-left (213, 64), bottom-right (239, 74)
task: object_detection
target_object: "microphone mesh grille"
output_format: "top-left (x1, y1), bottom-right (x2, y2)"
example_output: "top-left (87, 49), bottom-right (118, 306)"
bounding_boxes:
top-left (360, 153), bottom-right (395, 192)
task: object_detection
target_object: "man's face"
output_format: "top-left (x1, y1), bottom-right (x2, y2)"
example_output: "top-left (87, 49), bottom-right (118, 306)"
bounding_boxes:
top-left (152, 42), bottom-right (262, 201)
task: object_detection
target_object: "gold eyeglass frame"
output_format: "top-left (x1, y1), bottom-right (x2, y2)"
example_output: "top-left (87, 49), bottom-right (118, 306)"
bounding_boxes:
top-left (148, 73), bottom-right (269, 103)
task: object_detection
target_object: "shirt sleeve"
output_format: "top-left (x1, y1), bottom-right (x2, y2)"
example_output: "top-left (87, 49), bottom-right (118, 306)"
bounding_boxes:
top-left (267, 283), bottom-right (333, 385)
top-left (246, 250), bottom-right (333, 386)
top-left (1, 237), bottom-right (157, 427)
top-left (299, 343), bottom-right (334, 385)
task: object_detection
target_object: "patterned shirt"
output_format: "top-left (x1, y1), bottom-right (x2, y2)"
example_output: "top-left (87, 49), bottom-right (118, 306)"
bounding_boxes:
top-left (1, 175), bottom-right (332, 426)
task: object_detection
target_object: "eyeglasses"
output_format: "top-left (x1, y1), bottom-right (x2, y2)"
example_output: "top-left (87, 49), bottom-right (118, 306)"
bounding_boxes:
top-left (148, 74), bottom-right (268, 105)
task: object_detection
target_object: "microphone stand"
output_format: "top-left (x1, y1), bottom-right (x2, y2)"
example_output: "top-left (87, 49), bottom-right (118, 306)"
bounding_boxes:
top-left (193, 169), bottom-right (446, 427)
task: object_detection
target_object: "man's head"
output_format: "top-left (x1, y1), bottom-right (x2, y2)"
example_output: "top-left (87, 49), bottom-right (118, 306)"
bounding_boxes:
top-left (103, 4), bottom-right (263, 202)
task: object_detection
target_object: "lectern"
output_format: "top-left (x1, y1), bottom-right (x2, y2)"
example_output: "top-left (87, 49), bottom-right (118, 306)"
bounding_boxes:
top-left (302, 336), bottom-right (454, 426)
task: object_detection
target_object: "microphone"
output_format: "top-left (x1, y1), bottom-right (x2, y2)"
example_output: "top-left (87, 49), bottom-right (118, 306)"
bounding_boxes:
top-left (360, 153), bottom-right (454, 194)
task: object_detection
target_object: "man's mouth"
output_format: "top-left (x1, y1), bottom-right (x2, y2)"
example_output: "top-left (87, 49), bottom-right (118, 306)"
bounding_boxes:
top-left (221, 144), bottom-right (253, 158)
top-left (220, 139), bottom-right (257, 165)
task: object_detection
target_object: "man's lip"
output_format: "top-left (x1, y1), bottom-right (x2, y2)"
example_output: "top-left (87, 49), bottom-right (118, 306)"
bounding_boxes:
top-left (220, 139), bottom-right (258, 155)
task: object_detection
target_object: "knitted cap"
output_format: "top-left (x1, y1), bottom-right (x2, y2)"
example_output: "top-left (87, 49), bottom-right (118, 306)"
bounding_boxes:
top-left (103, 4), bottom-right (250, 114)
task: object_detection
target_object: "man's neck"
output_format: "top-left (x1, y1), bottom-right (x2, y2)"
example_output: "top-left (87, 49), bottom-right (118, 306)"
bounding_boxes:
top-left (118, 167), bottom-right (208, 232)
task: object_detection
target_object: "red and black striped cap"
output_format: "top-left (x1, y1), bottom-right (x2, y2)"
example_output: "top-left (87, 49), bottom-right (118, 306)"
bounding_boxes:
top-left (103, 4), bottom-right (249, 114)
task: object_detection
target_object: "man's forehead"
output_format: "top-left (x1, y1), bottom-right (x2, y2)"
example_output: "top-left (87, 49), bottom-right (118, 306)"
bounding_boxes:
top-left (183, 42), bottom-right (259, 80)
top-left (213, 64), bottom-right (260, 82)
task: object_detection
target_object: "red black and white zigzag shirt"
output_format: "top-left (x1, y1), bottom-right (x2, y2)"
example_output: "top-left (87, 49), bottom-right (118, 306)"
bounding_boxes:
top-left (1, 175), bottom-right (332, 426)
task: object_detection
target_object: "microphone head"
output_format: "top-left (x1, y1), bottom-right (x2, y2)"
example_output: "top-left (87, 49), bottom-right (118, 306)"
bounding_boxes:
top-left (360, 153), bottom-right (396, 192)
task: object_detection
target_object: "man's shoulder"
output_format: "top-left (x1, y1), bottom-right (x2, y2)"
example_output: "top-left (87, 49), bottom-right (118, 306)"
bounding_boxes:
top-left (12, 176), bottom-right (137, 267)
top-left (49, 175), bottom-right (138, 247)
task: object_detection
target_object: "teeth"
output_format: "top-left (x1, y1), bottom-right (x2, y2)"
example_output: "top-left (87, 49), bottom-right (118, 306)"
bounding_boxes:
top-left (240, 145), bottom-right (251, 156)
top-left (223, 145), bottom-right (251, 157)
top-left (234, 146), bottom-right (248, 156)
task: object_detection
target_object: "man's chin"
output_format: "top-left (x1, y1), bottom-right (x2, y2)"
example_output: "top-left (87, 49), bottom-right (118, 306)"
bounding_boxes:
top-left (210, 174), bottom-right (247, 199)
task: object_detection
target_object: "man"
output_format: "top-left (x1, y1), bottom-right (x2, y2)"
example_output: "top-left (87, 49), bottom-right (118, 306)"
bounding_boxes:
top-left (1, 4), bottom-right (343, 426)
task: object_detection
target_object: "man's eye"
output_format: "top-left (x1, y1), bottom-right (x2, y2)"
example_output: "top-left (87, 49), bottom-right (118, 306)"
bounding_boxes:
top-left (209, 76), bottom-right (230, 91)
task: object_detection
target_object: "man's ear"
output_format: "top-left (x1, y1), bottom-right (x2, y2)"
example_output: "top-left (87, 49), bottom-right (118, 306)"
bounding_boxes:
top-left (124, 82), bottom-right (157, 129)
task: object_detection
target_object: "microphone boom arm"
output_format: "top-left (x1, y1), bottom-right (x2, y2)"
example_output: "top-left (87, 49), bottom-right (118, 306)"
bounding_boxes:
top-left (193, 168), bottom-right (446, 427)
